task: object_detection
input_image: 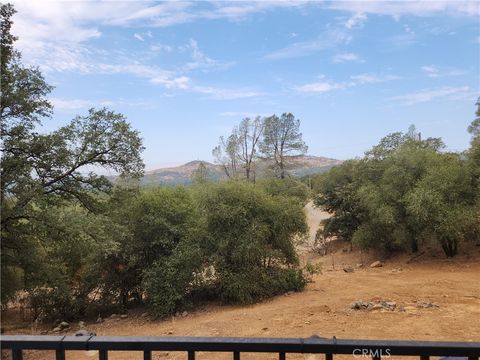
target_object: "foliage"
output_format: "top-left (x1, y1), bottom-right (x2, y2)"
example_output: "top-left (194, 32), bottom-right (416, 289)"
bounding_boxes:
top-left (258, 178), bottom-right (311, 205)
top-left (142, 236), bottom-right (204, 317)
top-left (303, 261), bottom-right (322, 282)
top-left (314, 121), bottom-right (480, 257)
top-left (261, 113), bottom-right (308, 179)
top-left (213, 113), bottom-right (307, 180)
top-left (218, 267), bottom-right (306, 304)
top-left (191, 162), bottom-right (210, 185)
top-left (196, 181), bottom-right (308, 304)
top-left (213, 117), bottom-right (263, 181)
top-left (26, 206), bottom-right (122, 320)
top-left (97, 187), bottom-right (204, 313)
top-left (0, 4), bottom-right (144, 305)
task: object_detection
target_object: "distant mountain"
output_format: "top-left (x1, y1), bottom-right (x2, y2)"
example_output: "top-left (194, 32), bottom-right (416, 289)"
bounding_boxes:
top-left (142, 161), bottom-right (223, 186)
top-left (140, 155), bottom-right (342, 186)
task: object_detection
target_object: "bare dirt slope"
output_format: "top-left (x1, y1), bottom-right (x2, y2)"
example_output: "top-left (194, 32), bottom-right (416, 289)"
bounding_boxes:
top-left (4, 205), bottom-right (480, 359)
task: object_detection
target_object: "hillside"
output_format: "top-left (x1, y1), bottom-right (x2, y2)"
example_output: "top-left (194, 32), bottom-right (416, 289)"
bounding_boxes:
top-left (141, 155), bottom-right (342, 186)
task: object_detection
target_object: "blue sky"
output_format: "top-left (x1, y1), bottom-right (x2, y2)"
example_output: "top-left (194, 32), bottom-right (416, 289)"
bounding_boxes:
top-left (12, 1), bottom-right (479, 170)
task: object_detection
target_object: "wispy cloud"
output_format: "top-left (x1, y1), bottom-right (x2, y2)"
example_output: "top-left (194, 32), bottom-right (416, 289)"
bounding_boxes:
top-left (51, 98), bottom-right (113, 110)
top-left (390, 86), bottom-right (471, 105)
top-left (11, 1), bottom-right (308, 76)
top-left (421, 65), bottom-right (467, 78)
top-left (295, 81), bottom-right (348, 94)
top-left (51, 97), bottom-right (160, 111)
top-left (295, 72), bottom-right (399, 94)
top-left (183, 39), bottom-right (234, 72)
top-left (345, 12), bottom-right (367, 29)
top-left (133, 33), bottom-right (144, 42)
top-left (333, 52), bottom-right (364, 63)
top-left (194, 86), bottom-right (263, 100)
top-left (265, 27), bottom-right (352, 60)
top-left (150, 43), bottom-right (174, 53)
top-left (386, 33), bottom-right (418, 49)
top-left (350, 73), bottom-right (400, 84)
top-left (327, 1), bottom-right (479, 19)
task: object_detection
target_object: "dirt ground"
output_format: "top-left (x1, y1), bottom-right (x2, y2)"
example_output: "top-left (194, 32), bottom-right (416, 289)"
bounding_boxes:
top-left (3, 205), bottom-right (480, 359)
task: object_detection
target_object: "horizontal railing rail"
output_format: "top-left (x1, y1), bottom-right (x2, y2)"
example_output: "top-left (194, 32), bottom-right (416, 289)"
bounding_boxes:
top-left (1, 335), bottom-right (479, 360)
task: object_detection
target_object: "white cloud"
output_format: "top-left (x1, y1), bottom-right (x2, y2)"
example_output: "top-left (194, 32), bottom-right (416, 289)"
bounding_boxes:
top-left (150, 44), bottom-right (174, 53)
top-left (350, 73), bottom-right (400, 84)
top-left (133, 33), bottom-right (144, 42)
top-left (265, 27), bottom-right (352, 60)
top-left (194, 86), bottom-right (263, 100)
top-left (134, 31), bottom-right (154, 42)
top-left (295, 72), bottom-right (399, 94)
top-left (403, 24), bottom-right (415, 35)
top-left (421, 65), bottom-right (466, 78)
top-left (327, 1), bottom-right (479, 18)
top-left (183, 39), bottom-right (234, 72)
top-left (10, 1), bottom-right (311, 73)
top-left (333, 52), bottom-right (363, 63)
top-left (51, 98), bottom-right (113, 110)
top-left (295, 81), bottom-right (348, 93)
top-left (390, 86), bottom-right (471, 105)
top-left (95, 63), bottom-right (191, 89)
top-left (345, 13), bottom-right (367, 29)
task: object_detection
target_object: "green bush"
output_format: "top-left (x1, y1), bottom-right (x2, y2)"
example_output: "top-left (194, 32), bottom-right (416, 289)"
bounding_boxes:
top-left (314, 124), bottom-right (480, 257)
top-left (142, 241), bottom-right (203, 317)
top-left (100, 186), bottom-right (205, 314)
top-left (218, 267), bottom-right (306, 304)
top-left (196, 181), bottom-right (308, 304)
top-left (257, 178), bottom-right (311, 204)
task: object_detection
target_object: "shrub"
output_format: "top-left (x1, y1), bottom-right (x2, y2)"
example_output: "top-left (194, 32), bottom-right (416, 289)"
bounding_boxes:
top-left (258, 178), bottom-right (311, 204)
top-left (196, 181), bottom-right (308, 303)
top-left (314, 129), bottom-right (479, 257)
top-left (218, 267), bottom-right (306, 304)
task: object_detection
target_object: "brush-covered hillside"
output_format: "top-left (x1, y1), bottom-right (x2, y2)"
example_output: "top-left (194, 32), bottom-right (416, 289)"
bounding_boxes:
top-left (141, 155), bottom-right (342, 186)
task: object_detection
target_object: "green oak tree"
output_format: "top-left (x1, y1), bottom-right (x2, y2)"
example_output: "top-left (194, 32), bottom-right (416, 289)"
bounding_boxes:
top-left (0, 3), bottom-right (144, 304)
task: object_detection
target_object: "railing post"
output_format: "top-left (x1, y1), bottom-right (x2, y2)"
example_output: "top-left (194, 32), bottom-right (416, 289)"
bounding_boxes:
top-left (279, 352), bottom-right (286, 360)
top-left (233, 351), bottom-right (240, 360)
top-left (326, 354), bottom-right (333, 360)
top-left (55, 349), bottom-right (65, 360)
top-left (99, 349), bottom-right (108, 360)
top-left (421, 355), bottom-right (429, 360)
top-left (12, 349), bottom-right (23, 360)
top-left (144, 350), bottom-right (152, 360)
top-left (188, 351), bottom-right (195, 360)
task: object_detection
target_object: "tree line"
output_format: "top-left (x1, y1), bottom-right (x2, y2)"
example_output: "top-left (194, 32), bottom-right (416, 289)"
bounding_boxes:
top-left (311, 117), bottom-right (480, 257)
top-left (213, 113), bottom-right (308, 180)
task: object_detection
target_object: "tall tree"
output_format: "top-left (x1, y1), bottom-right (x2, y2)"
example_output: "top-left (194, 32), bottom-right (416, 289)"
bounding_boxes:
top-left (261, 113), bottom-right (308, 179)
top-left (212, 116), bottom-right (263, 181)
top-left (0, 4), bottom-right (145, 303)
top-left (236, 117), bottom-right (263, 181)
top-left (212, 132), bottom-right (239, 179)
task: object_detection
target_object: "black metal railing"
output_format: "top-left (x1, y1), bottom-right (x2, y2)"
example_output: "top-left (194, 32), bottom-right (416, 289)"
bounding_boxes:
top-left (1, 335), bottom-right (479, 360)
